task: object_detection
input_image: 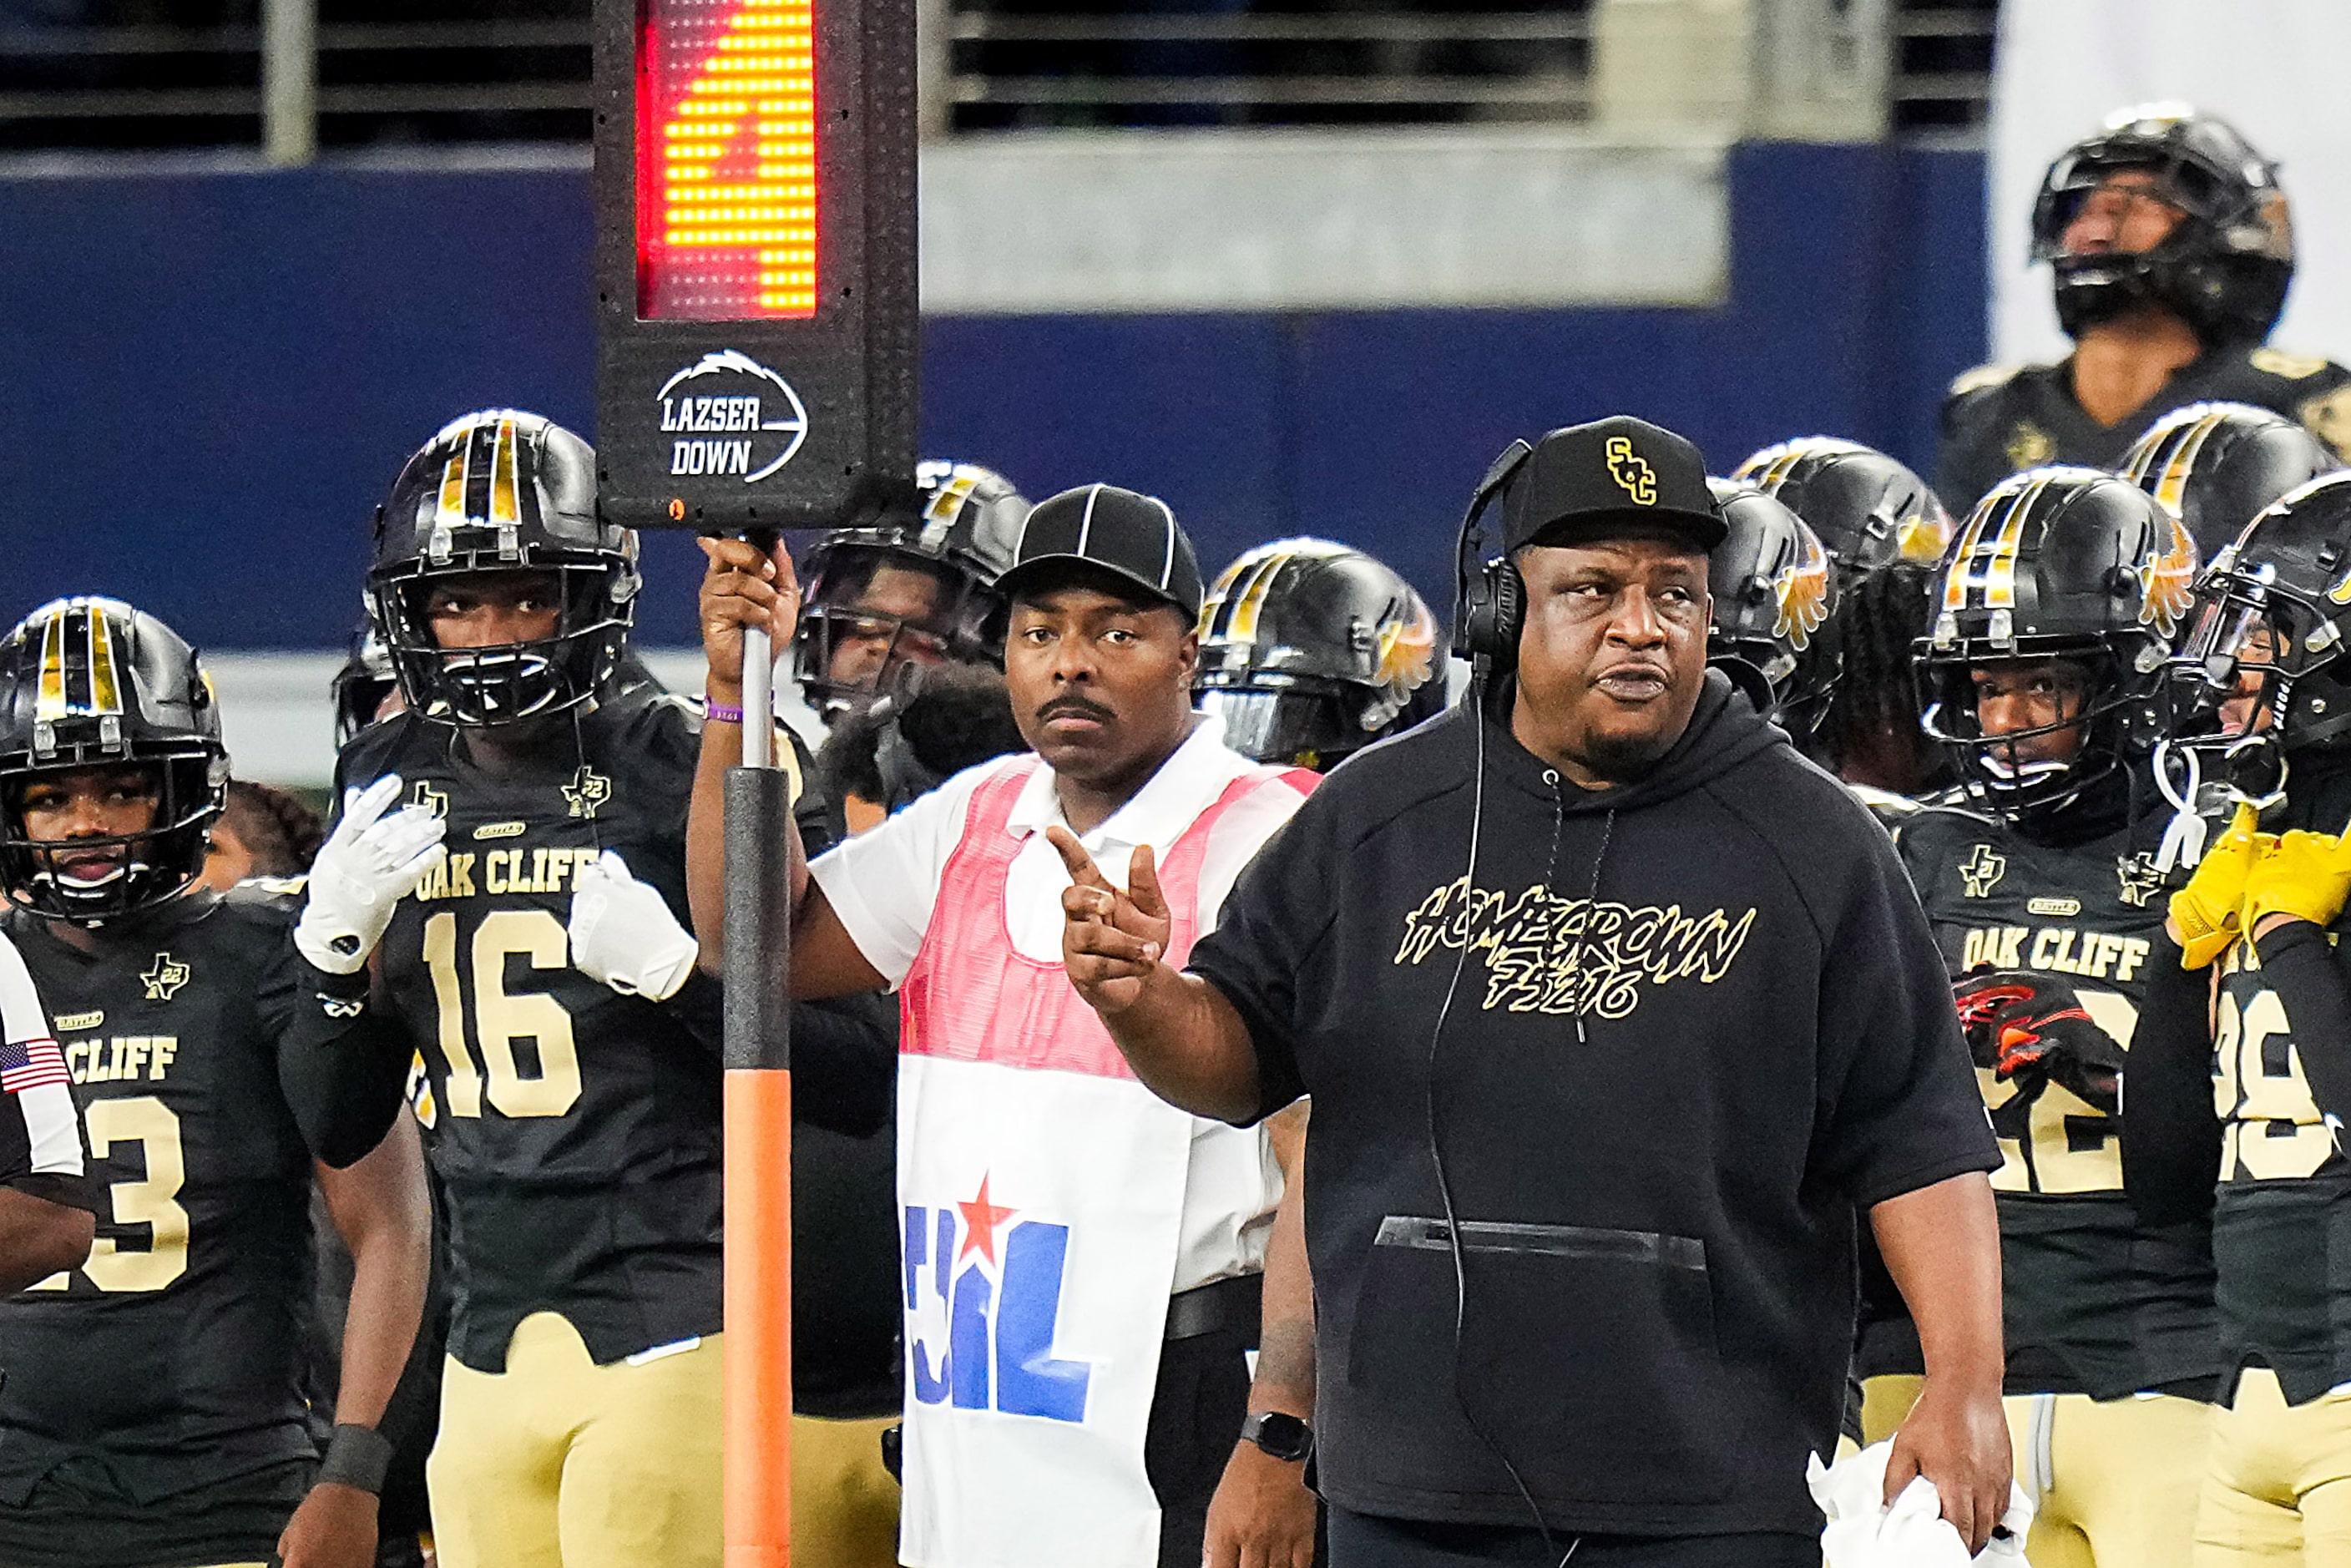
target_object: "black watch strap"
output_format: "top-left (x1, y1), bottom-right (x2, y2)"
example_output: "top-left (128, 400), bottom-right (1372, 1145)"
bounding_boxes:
top-left (1240, 1410), bottom-right (1313, 1463)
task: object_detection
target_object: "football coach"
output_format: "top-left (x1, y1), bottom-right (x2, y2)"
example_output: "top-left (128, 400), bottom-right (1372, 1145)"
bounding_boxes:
top-left (1051, 417), bottom-right (2011, 1567)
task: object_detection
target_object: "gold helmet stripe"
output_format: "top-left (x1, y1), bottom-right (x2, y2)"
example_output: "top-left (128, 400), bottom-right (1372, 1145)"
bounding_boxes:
top-left (488, 414), bottom-right (522, 526)
top-left (33, 606), bottom-right (67, 723)
top-left (1225, 551), bottom-right (1291, 644)
top-left (83, 602), bottom-right (123, 716)
top-left (1946, 476), bottom-right (2040, 613)
top-left (436, 438), bottom-right (470, 527)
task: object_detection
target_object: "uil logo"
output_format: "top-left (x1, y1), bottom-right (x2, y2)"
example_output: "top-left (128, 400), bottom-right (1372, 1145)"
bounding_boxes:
top-left (141, 953), bottom-right (190, 1003)
top-left (1605, 437), bottom-right (1657, 506)
top-left (2116, 853), bottom-right (2164, 909)
top-left (562, 766), bottom-right (614, 820)
top-left (902, 1176), bottom-right (1092, 1424)
top-left (1959, 844), bottom-right (2007, 899)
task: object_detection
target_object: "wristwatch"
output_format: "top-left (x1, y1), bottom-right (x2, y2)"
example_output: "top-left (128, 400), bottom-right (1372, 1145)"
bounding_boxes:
top-left (1240, 1410), bottom-right (1314, 1463)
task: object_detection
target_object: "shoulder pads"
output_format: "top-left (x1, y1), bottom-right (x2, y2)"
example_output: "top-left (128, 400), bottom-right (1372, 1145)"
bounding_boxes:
top-left (1948, 362), bottom-right (2027, 400)
top-left (2250, 346), bottom-right (2338, 382)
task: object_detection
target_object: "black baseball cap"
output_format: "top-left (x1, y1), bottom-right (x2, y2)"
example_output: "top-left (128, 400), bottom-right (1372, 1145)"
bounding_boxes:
top-left (999, 483), bottom-right (1206, 619)
top-left (1501, 416), bottom-right (1727, 554)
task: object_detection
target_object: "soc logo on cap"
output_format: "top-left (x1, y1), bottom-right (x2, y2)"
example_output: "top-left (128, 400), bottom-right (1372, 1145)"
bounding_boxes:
top-left (1605, 437), bottom-right (1657, 506)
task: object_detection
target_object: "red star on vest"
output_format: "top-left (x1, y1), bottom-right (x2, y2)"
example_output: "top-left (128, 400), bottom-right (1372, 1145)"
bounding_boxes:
top-left (957, 1175), bottom-right (1018, 1265)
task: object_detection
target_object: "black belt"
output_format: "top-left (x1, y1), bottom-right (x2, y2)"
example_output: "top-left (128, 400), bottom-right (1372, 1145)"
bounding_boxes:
top-left (1165, 1272), bottom-right (1261, 1343)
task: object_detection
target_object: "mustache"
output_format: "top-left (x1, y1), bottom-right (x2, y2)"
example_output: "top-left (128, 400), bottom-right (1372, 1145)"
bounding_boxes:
top-left (1038, 695), bottom-right (1115, 724)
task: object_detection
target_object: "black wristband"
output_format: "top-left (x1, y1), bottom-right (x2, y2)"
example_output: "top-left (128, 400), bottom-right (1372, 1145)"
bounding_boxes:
top-left (316, 1423), bottom-right (394, 1495)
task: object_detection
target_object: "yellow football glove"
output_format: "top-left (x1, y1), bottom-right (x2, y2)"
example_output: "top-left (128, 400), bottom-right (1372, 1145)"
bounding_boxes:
top-left (2242, 828), bottom-right (2351, 937)
top-left (2171, 802), bottom-right (2271, 969)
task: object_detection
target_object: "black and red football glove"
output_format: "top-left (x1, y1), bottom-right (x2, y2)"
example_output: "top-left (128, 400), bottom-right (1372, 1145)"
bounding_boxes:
top-left (1952, 968), bottom-right (2126, 1115)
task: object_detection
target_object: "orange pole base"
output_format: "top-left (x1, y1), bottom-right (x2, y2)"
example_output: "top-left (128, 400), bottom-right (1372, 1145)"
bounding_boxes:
top-left (725, 1067), bottom-right (793, 1568)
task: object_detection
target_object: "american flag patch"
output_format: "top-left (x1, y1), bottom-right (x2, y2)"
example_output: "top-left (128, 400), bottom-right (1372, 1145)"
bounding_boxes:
top-left (0, 1035), bottom-right (68, 1095)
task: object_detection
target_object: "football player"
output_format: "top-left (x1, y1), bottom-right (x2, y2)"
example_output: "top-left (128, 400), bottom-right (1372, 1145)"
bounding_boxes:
top-left (314, 409), bottom-right (893, 1568)
top-left (1732, 436), bottom-right (1955, 589)
top-left (0, 596), bottom-right (430, 1568)
top-left (1732, 438), bottom-right (1954, 795)
top-left (1869, 469), bottom-right (2219, 1568)
top-left (1191, 538), bottom-right (1443, 1568)
top-left (1704, 480), bottom-right (1840, 741)
top-left (787, 459), bottom-right (1029, 741)
top-left (1191, 538), bottom-right (1446, 772)
top-left (2126, 469), bottom-right (2351, 1563)
top-left (2117, 400), bottom-right (2342, 555)
top-left (1940, 105), bottom-right (2351, 513)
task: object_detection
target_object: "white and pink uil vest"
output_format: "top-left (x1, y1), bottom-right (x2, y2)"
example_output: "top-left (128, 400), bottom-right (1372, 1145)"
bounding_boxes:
top-left (894, 756), bottom-right (1304, 1568)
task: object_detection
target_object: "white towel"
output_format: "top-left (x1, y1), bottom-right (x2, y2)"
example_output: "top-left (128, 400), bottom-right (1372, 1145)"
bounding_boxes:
top-left (1808, 1440), bottom-right (2035, 1566)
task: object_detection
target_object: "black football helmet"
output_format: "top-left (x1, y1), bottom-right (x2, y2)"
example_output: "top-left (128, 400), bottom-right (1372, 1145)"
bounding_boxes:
top-left (1730, 437), bottom-right (1954, 584)
top-left (0, 598), bottom-right (229, 924)
top-left (794, 459), bottom-right (1028, 715)
top-left (367, 410), bottom-right (639, 728)
top-left (331, 615), bottom-right (397, 746)
top-left (1705, 479), bottom-right (1841, 740)
top-left (2031, 104), bottom-right (2294, 345)
top-left (2118, 400), bottom-right (2340, 555)
top-left (1195, 539), bottom-right (1444, 770)
top-left (1920, 466), bottom-right (2199, 821)
top-left (2171, 472), bottom-right (2351, 756)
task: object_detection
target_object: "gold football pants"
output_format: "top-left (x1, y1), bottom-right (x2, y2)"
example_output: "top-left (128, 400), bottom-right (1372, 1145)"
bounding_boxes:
top-left (1862, 1377), bottom-right (2209, 1568)
top-left (791, 1414), bottom-right (903, 1568)
top-left (2196, 1366), bottom-right (2351, 1565)
top-left (427, 1311), bottom-right (722, 1568)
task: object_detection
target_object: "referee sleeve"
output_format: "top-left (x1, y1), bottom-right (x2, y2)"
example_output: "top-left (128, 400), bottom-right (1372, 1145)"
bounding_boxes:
top-left (0, 932), bottom-right (94, 1212)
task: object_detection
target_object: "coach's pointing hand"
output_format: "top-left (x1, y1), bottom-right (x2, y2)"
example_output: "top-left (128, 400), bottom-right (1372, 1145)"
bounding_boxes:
top-left (1050, 828), bottom-right (1173, 1014)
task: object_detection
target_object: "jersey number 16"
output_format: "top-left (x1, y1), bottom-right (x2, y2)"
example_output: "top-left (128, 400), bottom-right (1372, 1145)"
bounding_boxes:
top-left (422, 909), bottom-right (582, 1119)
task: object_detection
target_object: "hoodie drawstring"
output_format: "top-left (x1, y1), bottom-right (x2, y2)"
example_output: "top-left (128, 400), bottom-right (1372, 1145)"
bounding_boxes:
top-left (1576, 804), bottom-right (1616, 1048)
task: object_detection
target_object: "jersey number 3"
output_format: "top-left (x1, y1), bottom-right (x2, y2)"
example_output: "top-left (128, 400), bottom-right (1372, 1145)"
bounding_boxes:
top-left (30, 1096), bottom-right (190, 1293)
top-left (423, 909), bottom-right (582, 1119)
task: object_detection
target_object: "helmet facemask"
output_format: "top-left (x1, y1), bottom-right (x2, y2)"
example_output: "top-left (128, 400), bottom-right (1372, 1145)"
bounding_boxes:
top-left (793, 548), bottom-right (1003, 715)
top-left (372, 558), bottom-right (635, 729)
top-left (2031, 112), bottom-right (2293, 345)
top-left (1919, 644), bottom-right (2153, 824)
top-left (1, 752), bottom-right (223, 926)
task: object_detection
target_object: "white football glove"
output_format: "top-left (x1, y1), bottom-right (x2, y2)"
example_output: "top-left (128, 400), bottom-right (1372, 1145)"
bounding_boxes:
top-left (568, 850), bottom-right (699, 1001)
top-left (294, 775), bottom-right (447, 976)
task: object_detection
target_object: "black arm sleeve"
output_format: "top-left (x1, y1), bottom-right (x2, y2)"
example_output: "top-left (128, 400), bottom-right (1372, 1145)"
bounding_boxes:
top-left (2120, 930), bottom-right (2221, 1227)
top-left (788, 994), bottom-right (897, 1139)
top-left (263, 943), bottom-right (416, 1171)
top-left (660, 972), bottom-right (895, 1138)
top-left (2254, 922), bottom-right (2351, 1129)
top-left (1811, 825), bottom-right (2000, 1208)
top-left (1182, 802), bottom-right (1333, 1125)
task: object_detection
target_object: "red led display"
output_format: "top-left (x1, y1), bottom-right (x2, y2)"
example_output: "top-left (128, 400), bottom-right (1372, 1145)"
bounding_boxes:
top-left (635, 0), bottom-right (819, 320)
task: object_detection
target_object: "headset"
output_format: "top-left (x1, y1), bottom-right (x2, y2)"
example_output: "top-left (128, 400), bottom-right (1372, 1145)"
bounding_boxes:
top-left (1453, 438), bottom-right (1538, 674)
top-left (1430, 434), bottom-right (1580, 1565)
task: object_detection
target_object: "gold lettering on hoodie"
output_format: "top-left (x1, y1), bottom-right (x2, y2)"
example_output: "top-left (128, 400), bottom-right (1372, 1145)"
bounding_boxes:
top-left (1395, 879), bottom-right (1757, 1019)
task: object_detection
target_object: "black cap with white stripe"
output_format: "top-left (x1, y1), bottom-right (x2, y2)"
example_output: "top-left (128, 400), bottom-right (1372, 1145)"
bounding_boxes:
top-left (999, 483), bottom-right (1206, 620)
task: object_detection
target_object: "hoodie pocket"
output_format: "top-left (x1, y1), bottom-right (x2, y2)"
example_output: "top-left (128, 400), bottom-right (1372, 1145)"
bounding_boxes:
top-left (1347, 1215), bottom-right (1733, 1505)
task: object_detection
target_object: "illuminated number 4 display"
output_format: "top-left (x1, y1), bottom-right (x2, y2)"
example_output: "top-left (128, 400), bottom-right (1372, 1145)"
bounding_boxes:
top-left (637, 0), bottom-right (818, 320)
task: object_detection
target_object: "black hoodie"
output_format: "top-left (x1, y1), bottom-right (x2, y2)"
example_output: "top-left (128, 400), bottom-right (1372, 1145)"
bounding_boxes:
top-left (1187, 670), bottom-right (1997, 1538)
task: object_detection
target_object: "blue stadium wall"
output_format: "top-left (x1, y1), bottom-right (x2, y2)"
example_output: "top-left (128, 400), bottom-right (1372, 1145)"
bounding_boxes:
top-left (0, 141), bottom-right (1986, 649)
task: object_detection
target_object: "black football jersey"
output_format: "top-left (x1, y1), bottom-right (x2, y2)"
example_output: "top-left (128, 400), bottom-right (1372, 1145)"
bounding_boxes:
top-left (1890, 804), bottom-right (2222, 1399)
top-left (335, 692), bottom-right (724, 1371)
top-left (1937, 343), bottom-right (2351, 515)
top-left (2198, 761), bottom-right (2351, 1404)
top-left (0, 891), bottom-right (326, 1505)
